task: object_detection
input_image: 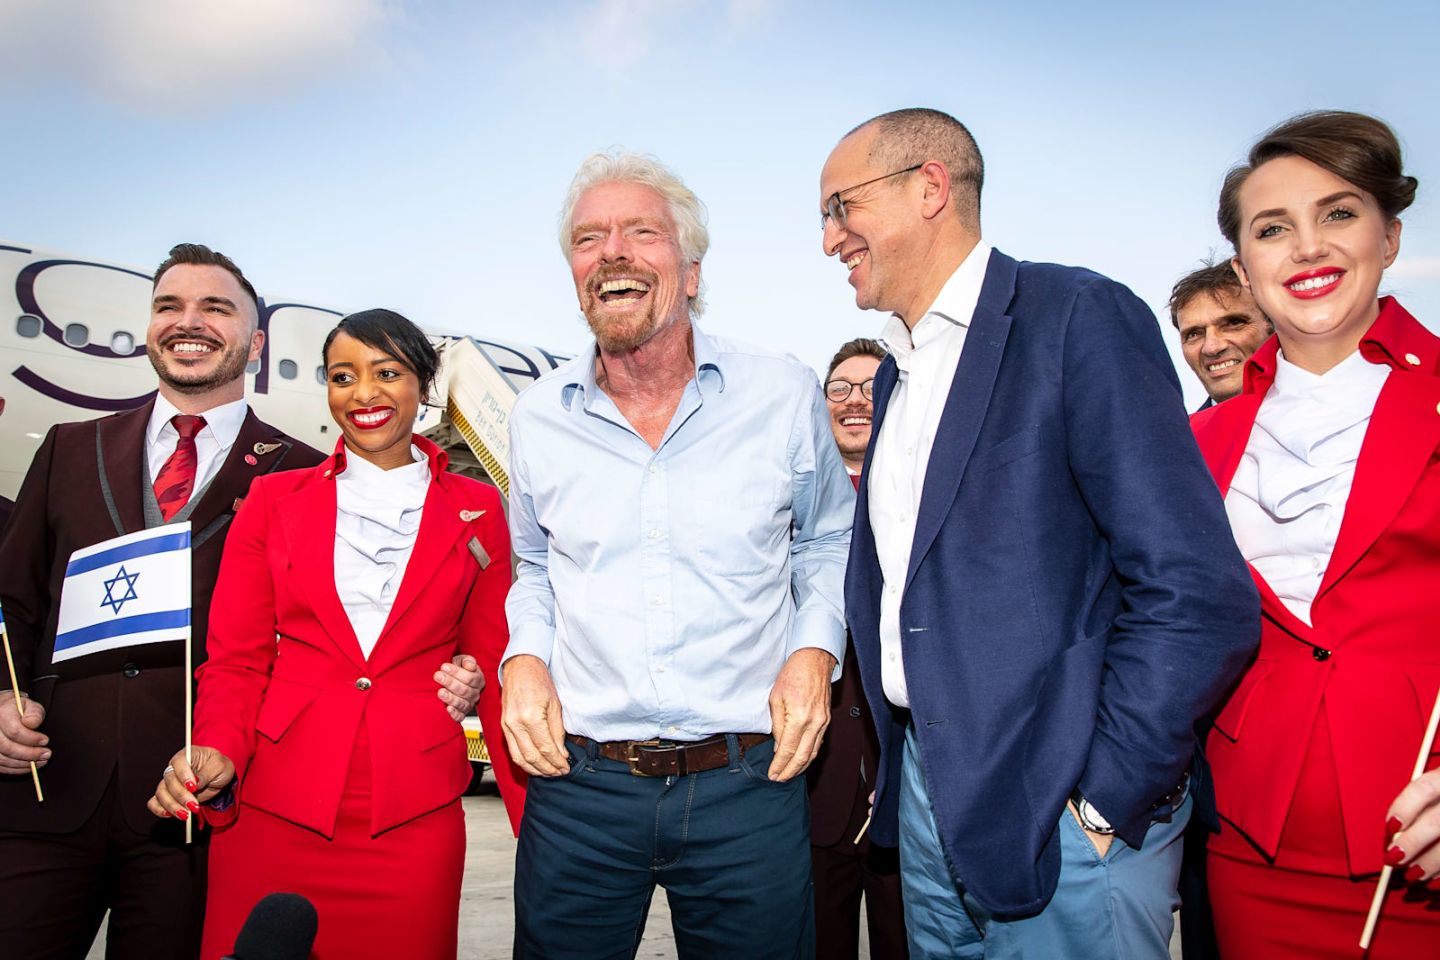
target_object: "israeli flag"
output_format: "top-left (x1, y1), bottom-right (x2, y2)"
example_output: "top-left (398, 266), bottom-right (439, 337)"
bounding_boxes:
top-left (54, 524), bottom-right (192, 663)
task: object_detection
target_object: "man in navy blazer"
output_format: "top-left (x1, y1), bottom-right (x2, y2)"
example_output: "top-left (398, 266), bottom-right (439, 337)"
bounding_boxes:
top-left (819, 108), bottom-right (1258, 958)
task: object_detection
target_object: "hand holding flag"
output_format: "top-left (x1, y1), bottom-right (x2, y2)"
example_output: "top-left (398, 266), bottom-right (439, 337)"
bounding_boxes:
top-left (147, 744), bottom-right (236, 826)
top-left (0, 600), bottom-right (45, 801)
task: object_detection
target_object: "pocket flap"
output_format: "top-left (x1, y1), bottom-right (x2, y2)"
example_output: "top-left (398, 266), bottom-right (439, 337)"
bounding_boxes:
top-left (418, 698), bottom-right (464, 752)
top-left (1403, 664), bottom-right (1440, 759)
top-left (1212, 660), bottom-right (1273, 743)
top-left (255, 678), bottom-right (318, 743)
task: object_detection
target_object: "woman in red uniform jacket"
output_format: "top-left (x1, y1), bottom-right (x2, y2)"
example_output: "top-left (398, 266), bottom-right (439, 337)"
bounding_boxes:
top-left (150, 309), bottom-right (525, 959)
top-left (1193, 111), bottom-right (1440, 959)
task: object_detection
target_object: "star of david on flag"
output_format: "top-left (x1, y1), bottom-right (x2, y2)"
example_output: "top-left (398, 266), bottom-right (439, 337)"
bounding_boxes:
top-left (54, 523), bottom-right (192, 663)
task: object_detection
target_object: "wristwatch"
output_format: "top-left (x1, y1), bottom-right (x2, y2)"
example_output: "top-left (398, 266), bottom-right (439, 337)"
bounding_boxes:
top-left (1071, 790), bottom-right (1114, 835)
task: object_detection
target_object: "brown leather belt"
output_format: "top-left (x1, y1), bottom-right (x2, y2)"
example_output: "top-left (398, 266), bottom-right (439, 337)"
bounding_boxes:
top-left (566, 733), bottom-right (770, 777)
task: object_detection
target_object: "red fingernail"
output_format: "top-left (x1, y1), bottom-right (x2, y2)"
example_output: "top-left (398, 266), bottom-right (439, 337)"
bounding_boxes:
top-left (185, 780), bottom-right (197, 792)
top-left (186, 801), bottom-right (200, 813)
top-left (1385, 845), bottom-right (1406, 865)
top-left (175, 809), bottom-right (188, 822)
top-left (1386, 816), bottom-right (1403, 837)
top-left (160, 809), bottom-right (171, 818)
top-left (1404, 865), bottom-right (1425, 883)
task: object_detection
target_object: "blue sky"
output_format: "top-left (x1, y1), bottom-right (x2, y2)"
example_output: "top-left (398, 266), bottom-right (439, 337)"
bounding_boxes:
top-left (3, 0), bottom-right (1437, 408)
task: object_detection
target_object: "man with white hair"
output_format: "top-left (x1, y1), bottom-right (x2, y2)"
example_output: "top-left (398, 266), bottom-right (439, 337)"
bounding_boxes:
top-left (501, 151), bottom-right (854, 959)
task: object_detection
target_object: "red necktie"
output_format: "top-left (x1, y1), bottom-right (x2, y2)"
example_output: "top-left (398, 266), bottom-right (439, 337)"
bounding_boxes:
top-left (153, 415), bottom-right (206, 521)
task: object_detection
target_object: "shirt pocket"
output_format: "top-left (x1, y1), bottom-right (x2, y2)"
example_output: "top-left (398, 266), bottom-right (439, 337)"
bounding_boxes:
top-left (685, 471), bottom-right (787, 578)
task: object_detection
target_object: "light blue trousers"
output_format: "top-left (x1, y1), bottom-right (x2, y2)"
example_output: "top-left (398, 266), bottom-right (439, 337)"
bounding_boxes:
top-left (898, 726), bottom-right (1188, 959)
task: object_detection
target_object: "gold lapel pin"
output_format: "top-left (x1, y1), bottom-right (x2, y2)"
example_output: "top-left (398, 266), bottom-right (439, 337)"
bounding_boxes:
top-left (460, 509), bottom-right (486, 522)
top-left (253, 441), bottom-right (283, 456)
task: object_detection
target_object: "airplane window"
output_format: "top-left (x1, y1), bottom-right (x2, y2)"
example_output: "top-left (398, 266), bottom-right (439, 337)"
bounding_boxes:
top-left (111, 331), bottom-right (135, 355)
top-left (315, 365), bottom-right (326, 385)
top-left (64, 323), bottom-right (89, 347)
top-left (246, 359), bottom-right (260, 375)
top-left (16, 314), bottom-right (42, 337)
top-left (278, 359), bottom-right (298, 380)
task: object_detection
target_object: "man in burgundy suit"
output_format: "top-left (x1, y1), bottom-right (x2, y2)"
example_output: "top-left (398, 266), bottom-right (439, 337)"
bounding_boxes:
top-left (807, 337), bottom-right (907, 959)
top-left (0, 244), bottom-right (330, 959)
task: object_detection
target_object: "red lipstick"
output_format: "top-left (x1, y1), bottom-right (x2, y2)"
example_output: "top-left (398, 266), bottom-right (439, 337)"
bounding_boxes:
top-left (1283, 267), bottom-right (1344, 300)
top-left (347, 406), bottom-right (395, 430)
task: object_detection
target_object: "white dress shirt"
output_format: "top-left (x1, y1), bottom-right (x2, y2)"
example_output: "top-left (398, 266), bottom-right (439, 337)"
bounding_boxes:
top-left (868, 241), bottom-right (991, 707)
top-left (503, 326), bottom-right (853, 741)
top-left (1225, 348), bottom-right (1389, 625)
top-left (145, 394), bottom-right (249, 503)
top-left (334, 444), bottom-right (430, 659)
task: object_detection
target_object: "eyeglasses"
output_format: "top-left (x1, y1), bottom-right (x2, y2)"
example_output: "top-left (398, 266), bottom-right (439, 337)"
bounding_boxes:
top-left (821, 164), bottom-right (922, 230)
top-left (824, 378), bottom-right (875, 403)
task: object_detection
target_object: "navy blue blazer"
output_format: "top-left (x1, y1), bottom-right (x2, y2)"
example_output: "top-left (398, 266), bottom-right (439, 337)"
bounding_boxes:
top-left (845, 249), bottom-right (1258, 916)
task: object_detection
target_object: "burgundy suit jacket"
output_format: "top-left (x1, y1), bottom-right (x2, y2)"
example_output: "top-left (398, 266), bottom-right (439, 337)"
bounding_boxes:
top-left (1193, 297), bottom-right (1440, 874)
top-left (193, 436), bottom-right (527, 837)
top-left (807, 472), bottom-right (881, 847)
top-left (0, 401), bottom-right (323, 833)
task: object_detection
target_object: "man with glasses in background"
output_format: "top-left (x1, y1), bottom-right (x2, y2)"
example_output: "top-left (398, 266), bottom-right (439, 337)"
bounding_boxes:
top-left (808, 338), bottom-right (907, 959)
top-left (820, 108), bottom-right (1258, 959)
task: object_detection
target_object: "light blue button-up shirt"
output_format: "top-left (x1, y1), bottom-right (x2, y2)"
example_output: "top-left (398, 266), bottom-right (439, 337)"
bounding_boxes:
top-left (503, 324), bottom-right (854, 741)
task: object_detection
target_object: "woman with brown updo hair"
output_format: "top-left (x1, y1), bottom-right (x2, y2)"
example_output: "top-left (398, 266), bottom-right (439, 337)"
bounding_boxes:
top-left (1191, 111), bottom-right (1440, 958)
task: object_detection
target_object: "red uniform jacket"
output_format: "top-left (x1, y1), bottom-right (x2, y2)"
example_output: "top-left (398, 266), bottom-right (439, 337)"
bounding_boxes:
top-left (1192, 297), bottom-right (1440, 875)
top-left (193, 436), bottom-right (526, 837)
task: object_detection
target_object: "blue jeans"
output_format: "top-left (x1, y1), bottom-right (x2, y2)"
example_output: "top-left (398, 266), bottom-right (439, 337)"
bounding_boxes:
top-left (899, 726), bottom-right (1188, 959)
top-left (514, 736), bottom-right (815, 960)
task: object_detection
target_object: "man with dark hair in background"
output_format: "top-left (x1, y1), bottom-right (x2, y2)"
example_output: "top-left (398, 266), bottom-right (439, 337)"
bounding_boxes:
top-left (1167, 262), bottom-right (1270, 959)
top-left (0, 244), bottom-right (481, 958)
top-left (808, 336), bottom-right (907, 959)
top-left (1169, 262), bottom-right (1272, 409)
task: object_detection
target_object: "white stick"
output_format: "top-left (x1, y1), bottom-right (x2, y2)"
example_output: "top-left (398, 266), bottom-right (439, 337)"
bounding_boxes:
top-left (853, 814), bottom-right (871, 845)
top-left (1, 622), bottom-right (43, 803)
top-left (1359, 685), bottom-right (1440, 950)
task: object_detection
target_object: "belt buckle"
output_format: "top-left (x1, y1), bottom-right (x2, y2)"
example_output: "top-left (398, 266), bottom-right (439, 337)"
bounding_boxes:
top-left (625, 739), bottom-right (664, 777)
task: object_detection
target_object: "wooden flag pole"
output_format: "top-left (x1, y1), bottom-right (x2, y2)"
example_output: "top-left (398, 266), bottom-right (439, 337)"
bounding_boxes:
top-left (1, 619), bottom-right (44, 803)
top-left (1359, 685), bottom-right (1440, 950)
top-left (184, 616), bottom-right (193, 846)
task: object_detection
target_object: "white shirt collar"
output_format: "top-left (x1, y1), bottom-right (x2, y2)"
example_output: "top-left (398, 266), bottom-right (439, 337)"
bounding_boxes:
top-left (1271, 346), bottom-right (1388, 399)
top-left (337, 443), bottom-right (428, 481)
top-left (146, 393), bottom-right (249, 450)
top-left (879, 241), bottom-right (992, 367)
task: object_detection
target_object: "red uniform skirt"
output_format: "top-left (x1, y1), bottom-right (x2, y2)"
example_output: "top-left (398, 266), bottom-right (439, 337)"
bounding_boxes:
top-left (201, 728), bottom-right (466, 960)
top-left (1209, 712), bottom-right (1440, 959)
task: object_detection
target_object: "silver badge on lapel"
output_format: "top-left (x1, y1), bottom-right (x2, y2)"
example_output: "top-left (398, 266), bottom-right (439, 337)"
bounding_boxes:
top-left (460, 509), bottom-right (486, 522)
top-left (467, 537), bottom-right (491, 570)
top-left (253, 441), bottom-right (283, 456)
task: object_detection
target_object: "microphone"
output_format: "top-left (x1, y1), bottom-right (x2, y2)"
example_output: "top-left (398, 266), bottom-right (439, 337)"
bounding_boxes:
top-left (223, 892), bottom-right (318, 960)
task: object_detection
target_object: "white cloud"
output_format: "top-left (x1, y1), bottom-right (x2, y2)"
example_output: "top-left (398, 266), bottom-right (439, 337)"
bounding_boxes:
top-left (0, 0), bottom-right (396, 111)
top-left (1389, 256), bottom-right (1440, 281)
top-left (556, 0), bottom-right (779, 71)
